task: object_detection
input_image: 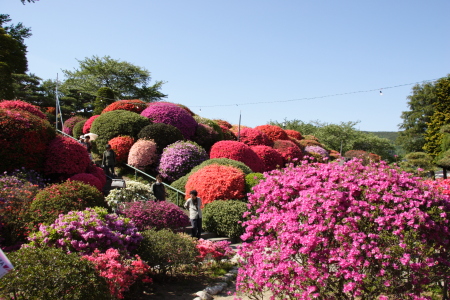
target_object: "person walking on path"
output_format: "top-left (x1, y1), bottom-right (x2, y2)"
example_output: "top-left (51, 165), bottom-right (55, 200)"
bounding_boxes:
top-left (84, 135), bottom-right (93, 161)
top-left (102, 144), bottom-right (116, 178)
top-left (151, 174), bottom-right (166, 201)
top-left (184, 190), bottom-right (202, 239)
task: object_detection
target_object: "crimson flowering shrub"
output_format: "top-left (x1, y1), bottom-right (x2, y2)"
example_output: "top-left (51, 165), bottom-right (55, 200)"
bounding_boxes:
top-left (44, 135), bottom-right (91, 177)
top-left (191, 123), bottom-right (220, 152)
top-left (69, 173), bottom-right (103, 192)
top-left (137, 123), bottom-right (184, 153)
top-left (220, 125), bottom-right (237, 140)
top-left (127, 139), bottom-right (158, 169)
top-left (254, 124), bottom-right (289, 141)
top-left (63, 116), bottom-right (86, 136)
top-left (238, 127), bottom-right (273, 147)
top-left (210, 140), bottom-right (264, 172)
top-left (108, 136), bottom-right (135, 163)
top-left (185, 164), bottom-right (246, 207)
top-left (102, 99), bottom-right (147, 114)
top-left (273, 139), bottom-right (303, 163)
top-left (141, 102), bottom-right (198, 140)
top-left (158, 141), bottom-right (208, 182)
top-left (0, 108), bottom-right (55, 173)
top-left (82, 115), bottom-right (100, 134)
top-left (85, 163), bottom-right (107, 187)
top-left (28, 207), bottom-right (142, 255)
top-left (237, 160), bottom-right (450, 299)
top-left (284, 129), bottom-right (302, 140)
top-left (196, 239), bottom-right (234, 262)
top-left (118, 201), bottom-right (190, 232)
top-left (83, 248), bottom-right (151, 299)
top-left (250, 145), bottom-right (284, 171)
top-left (0, 100), bottom-right (47, 119)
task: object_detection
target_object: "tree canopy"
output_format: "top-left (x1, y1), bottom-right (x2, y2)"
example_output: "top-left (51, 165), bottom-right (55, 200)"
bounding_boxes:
top-left (61, 55), bottom-right (167, 102)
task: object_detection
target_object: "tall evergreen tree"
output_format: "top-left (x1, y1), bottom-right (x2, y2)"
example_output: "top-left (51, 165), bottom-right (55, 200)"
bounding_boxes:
top-left (93, 87), bottom-right (115, 115)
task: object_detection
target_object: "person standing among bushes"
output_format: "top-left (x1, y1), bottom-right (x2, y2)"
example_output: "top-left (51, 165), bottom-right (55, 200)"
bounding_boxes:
top-left (184, 190), bottom-right (202, 239)
top-left (102, 144), bottom-right (116, 178)
top-left (151, 174), bottom-right (166, 201)
top-left (84, 135), bottom-right (93, 161)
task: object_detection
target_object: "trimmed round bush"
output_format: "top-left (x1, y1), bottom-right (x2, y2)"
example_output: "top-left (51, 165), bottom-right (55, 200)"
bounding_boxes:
top-left (85, 163), bottom-right (107, 187)
top-left (141, 102), bottom-right (198, 140)
top-left (138, 123), bottom-right (184, 153)
top-left (220, 125), bottom-right (237, 140)
top-left (214, 119), bottom-right (232, 129)
top-left (167, 175), bottom-right (189, 204)
top-left (188, 158), bottom-right (253, 178)
top-left (254, 124), bottom-right (289, 141)
top-left (191, 123), bottom-right (220, 152)
top-left (245, 172), bottom-right (264, 194)
top-left (0, 108), bottom-right (55, 173)
top-left (44, 135), bottom-right (91, 176)
top-left (69, 173), bottom-right (103, 192)
top-left (250, 145), bottom-right (284, 171)
top-left (185, 164), bottom-right (246, 207)
top-left (298, 138), bottom-right (324, 149)
top-left (108, 136), bottom-right (135, 163)
top-left (329, 149), bottom-right (341, 160)
top-left (102, 99), bottom-right (147, 114)
top-left (90, 110), bottom-right (150, 153)
top-left (136, 229), bottom-right (198, 274)
top-left (158, 141), bottom-right (208, 182)
top-left (239, 127), bottom-right (273, 146)
top-left (29, 180), bottom-right (106, 226)
top-left (273, 139), bottom-right (303, 163)
top-left (72, 119), bottom-right (87, 139)
top-left (0, 99), bottom-right (47, 119)
top-left (105, 180), bottom-right (152, 210)
top-left (63, 116), bottom-right (86, 136)
top-left (284, 129), bottom-right (302, 140)
top-left (203, 200), bottom-right (248, 240)
top-left (210, 140), bottom-right (264, 172)
top-left (305, 145), bottom-right (329, 158)
top-left (0, 247), bottom-right (110, 300)
top-left (194, 116), bottom-right (224, 139)
top-left (118, 201), bottom-right (190, 232)
top-left (237, 160), bottom-right (450, 299)
top-left (127, 139), bottom-right (158, 169)
top-left (82, 115), bottom-right (100, 134)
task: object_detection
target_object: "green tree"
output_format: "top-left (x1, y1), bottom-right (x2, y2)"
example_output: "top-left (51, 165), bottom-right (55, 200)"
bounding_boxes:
top-left (62, 55), bottom-right (167, 102)
top-left (93, 87), bottom-right (115, 115)
top-left (270, 118), bottom-right (320, 136)
top-left (399, 152), bottom-right (435, 178)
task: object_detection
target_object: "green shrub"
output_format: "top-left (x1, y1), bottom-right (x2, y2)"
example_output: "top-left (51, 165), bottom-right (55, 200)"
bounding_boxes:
top-left (0, 247), bottom-right (111, 300)
top-left (73, 119), bottom-right (87, 140)
top-left (137, 123), bottom-right (184, 153)
top-left (245, 172), bottom-right (264, 194)
top-left (135, 229), bottom-right (199, 275)
top-left (203, 200), bottom-right (248, 240)
top-left (167, 175), bottom-right (189, 204)
top-left (90, 110), bottom-right (150, 153)
top-left (193, 116), bottom-right (224, 140)
top-left (29, 180), bottom-right (106, 226)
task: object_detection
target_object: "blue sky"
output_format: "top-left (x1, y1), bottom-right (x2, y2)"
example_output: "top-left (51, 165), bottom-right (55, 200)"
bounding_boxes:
top-left (4, 0), bottom-right (450, 131)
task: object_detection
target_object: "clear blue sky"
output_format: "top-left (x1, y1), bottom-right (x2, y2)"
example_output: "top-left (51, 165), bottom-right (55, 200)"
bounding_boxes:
top-left (4, 0), bottom-right (450, 131)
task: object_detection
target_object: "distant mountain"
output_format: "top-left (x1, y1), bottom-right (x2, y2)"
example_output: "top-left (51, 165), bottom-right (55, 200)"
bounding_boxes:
top-left (364, 131), bottom-right (398, 143)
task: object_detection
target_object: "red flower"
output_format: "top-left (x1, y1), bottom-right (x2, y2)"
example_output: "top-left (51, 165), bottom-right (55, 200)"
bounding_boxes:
top-left (69, 173), bottom-right (103, 192)
top-left (102, 100), bottom-right (147, 114)
top-left (83, 115), bottom-right (100, 134)
top-left (0, 100), bottom-right (47, 120)
top-left (284, 129), bottom-right (302, 140)
top-left (108, 136), bottom-right (135, 163)
top-left (254, 125), bottom-right (289, 142)
top-left (273, 139), bottom-right (303, 163)
top-left (210, 140), bottom-right (264, 172)
top-left (251, 145), bottom-right (284, 171)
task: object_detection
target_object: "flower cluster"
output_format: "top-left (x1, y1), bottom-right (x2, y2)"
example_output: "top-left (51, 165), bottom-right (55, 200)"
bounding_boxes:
top-left (108, 136), bottom-right (135, 163)
top-left (82, 115), bottom-right (100, 134)
top-left (105, 180), bottom-right (152, 210)
top-left (237, 160), bottom-right (450, 299)
top-left (214, 119), bottom-right (232, 129)
top-left (62, 116), bottom-right (86, 136)
top-left (69, 173), bottom-right (103, 192)
top-left (28, 207), bottom-right (142, 255)
top-left (127, 139), bottom-right (158, 169)
top-left (141, 102), bottom-right (198, 140)
top-left (305, 145), bottom-right (329, 158)
top-left (250, 145), bottom-right (284, 171)
top-left (0, 100), bottom-right (47, 120)
top-left (196, 239), bottom-right (234, 262)
top-left (101, 99), bottom-right (147, 114)
top-left (284, 129), bottom-right (302, 140)
top-left (83, 248), bottom-right (151, 299)
top-left (158, 141), bottom-right (208, 182)
top-left (273, 139), bottom-right (303, 163)
top-left (210, 140), bottom-right (264, 173)
top-left (238, 127), bottom-right (273, 147)
top-left (254, 124), bottom-right (289, 141)
top-left (44, 135), bottom-right (91, 176)
top-left (118, 201), bottom-right (190, 232)
top-left (185, 164), bottom-right (246, 207)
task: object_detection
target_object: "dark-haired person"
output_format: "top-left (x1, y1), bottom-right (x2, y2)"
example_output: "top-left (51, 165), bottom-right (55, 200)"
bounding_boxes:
top-left (151, 174), bottom-right (166, 201)
top-left (102, 144), bottom-right (116, 178)
top-left (184, 190), bottom-right (202, 239)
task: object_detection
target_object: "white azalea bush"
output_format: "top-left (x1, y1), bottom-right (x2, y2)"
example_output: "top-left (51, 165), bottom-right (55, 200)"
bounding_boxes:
top-left (105, 180), bottom-right (153, 210)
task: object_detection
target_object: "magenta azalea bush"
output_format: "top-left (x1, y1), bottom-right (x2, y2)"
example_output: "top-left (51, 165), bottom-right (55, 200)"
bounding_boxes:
top-left (118, 201), bottom-right (190, 232)
top-left (27, 207), bottom-right (142, 255)
top-left (140, 103), bottom-right (198, 140)
top-left (127, 139), bottom-right (158, 169)
top-left (158, 141), bottom-right (208, 182)
top-left (237, 160), bottom-right (450, 300)
top-left (0, 100), bottom-right (47, 120)
top-left (63, 116), bottom-right (86, 136)
top-left (69, 173), bottom-right (103, 192)
top-left (83, 115), bottom-right (100, 134)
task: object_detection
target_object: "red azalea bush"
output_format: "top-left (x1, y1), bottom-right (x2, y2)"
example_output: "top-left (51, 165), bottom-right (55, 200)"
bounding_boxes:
top-left (273, 139), bottom-right (303, 163)
top-left (102, 99), bottom-right (147, 114)
top-left (214, 119), bottom-right (232, 129)
top-left (250, 145), bottom-right (284, 171)
top-left (69, 173), bottom-right (103, 192)
top-left (237, 160), bottom-right (450, 299)
top-left (238, 127), bottom-right (273, 147)
top-left (0, 108), bottom-right (55, 173)
top-left (83, 115), bottom-right (100, 134)
top-left (0, 100), bottom-right (47, 120)
top-left (108, 136), bottom-right (135, 163)
top-left (254, 124), bottom-right (289, 142)
top-left (141, 102), bottom-right (198, 140)
top-left (220, 125), bottom-right (237, 140)
top-left (44, 135), bottom-right (91, 176)
top-left (85, 163), bottom-right (107, 187)
top-left (210, 141), bottom-right (264, 172)
top-left (185, 164), bottom-right (246, 207)
top-left (284, 129), bottom-right (302, 140)
top-left (127, 139), bottom-right (158, 169)
top-left (62, 116), bottom-right (86, 136)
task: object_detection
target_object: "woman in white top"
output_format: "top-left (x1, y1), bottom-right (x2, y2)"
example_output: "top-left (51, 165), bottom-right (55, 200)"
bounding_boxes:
top-left (184, 190), bottom-right (202, 239)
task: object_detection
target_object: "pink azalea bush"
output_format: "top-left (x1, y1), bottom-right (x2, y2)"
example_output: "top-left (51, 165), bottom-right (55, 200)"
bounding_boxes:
top-left (237, 160), bottom-right (450, 299)
top-left (62, 116), bottom-right (86, 136)
top-left (238, 127), bottom-right (273, 147)
top-left (69, 173), bottom-right (103, 192)
top-left (210, 140), bottom-right (264, 173)
top-left (127, 139), bottom-right (158, 169)
top-left (82, 115), bottom-right (100, 134)
top-left (196, 239), bottom-right (235, 262)
top-left (250, 145), bottom-right (284, 172)
top-left (0, 100), bottom-right (47, 120)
